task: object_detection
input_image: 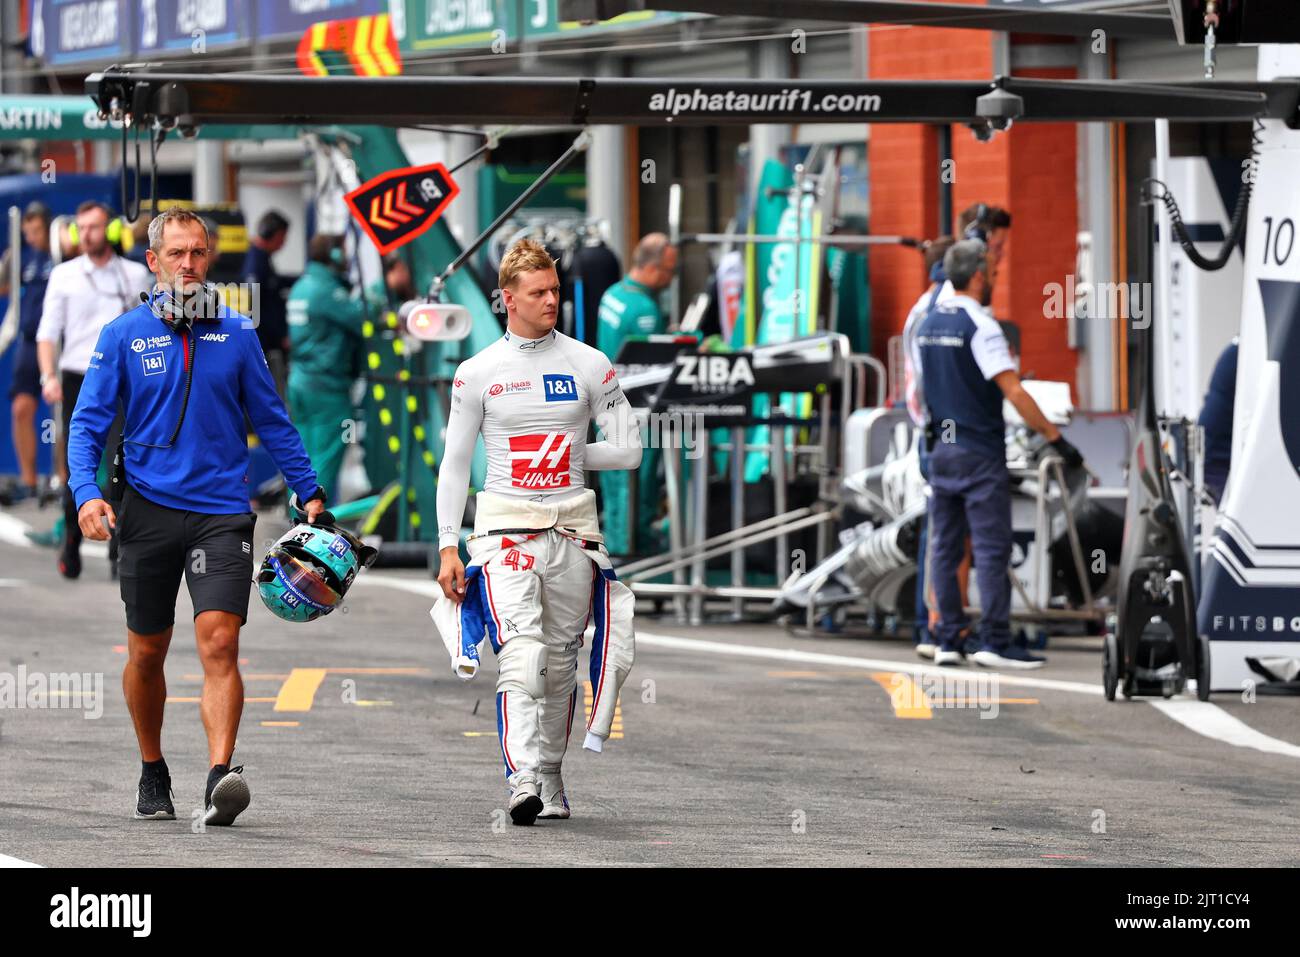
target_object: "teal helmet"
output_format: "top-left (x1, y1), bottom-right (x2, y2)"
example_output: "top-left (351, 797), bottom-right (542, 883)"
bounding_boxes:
top-left (257, 519), bottom-right (378, 623)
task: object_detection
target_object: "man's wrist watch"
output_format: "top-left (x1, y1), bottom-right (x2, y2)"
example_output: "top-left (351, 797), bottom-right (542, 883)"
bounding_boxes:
top-left (39, 373), bottom-right (51, 386)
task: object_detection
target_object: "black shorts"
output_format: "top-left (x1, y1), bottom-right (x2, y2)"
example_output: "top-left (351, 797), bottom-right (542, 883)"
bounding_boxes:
top-left (8, 339), bottom-right (39, 399)
top-left (116, 484), bottom-right (258, 634)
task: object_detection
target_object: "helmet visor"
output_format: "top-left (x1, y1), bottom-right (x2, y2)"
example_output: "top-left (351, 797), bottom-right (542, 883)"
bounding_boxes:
top-left (267, 547), bottom-right (343, 611)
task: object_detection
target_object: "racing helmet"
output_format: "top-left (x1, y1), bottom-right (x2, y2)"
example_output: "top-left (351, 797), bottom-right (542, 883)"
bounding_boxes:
top-left (257, 518), bottom-right (379, 623)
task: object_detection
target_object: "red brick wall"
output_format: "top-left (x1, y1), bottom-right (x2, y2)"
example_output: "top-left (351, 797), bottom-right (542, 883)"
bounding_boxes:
top-left (867, 13), bottom-right (1079, 393)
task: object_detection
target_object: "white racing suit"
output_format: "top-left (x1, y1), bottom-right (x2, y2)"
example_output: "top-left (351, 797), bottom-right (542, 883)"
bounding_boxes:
top-left (431, 489), bottom-right (635, 788)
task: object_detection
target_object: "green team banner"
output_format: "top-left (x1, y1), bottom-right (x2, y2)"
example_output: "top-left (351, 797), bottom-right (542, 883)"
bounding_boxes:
top-left (0, 95), bottom-right (299, 141)
top-left (402, 0), bottom-right (691, 51)
top-left (403, 0), bottom-right (515, 52)
top-left (526, 0), bottom-right (689, 38)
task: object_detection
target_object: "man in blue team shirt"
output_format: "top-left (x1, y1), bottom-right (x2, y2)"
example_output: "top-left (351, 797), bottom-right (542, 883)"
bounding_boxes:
top-left (240, 209), bottom-right (292, 395)
top-left (4, 202), bottom-right (54, 500)
top-left (69, 207), bottom-right (326, 826)
top-left (914, 240), bottom-right (1084, 670)
top-left (1197, 338), bottom-right (1237, 505)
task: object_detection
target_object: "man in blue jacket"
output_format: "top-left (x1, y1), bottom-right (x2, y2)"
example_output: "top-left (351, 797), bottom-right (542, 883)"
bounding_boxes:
top-left (69, 207), bottom-right (325, 827)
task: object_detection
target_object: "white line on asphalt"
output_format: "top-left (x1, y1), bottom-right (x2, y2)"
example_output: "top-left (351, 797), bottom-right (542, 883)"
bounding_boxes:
top-left (358, 573), bottom-right (1300, 760)
top-left (0, 853), bottom-right (40, 868)
top-left (354, 574), bottom-right (441, 600)
top-left (0, 512), bottom-right (34, 548)
top-left (635, 631), bottom-right (1104, 695)
top-left (0, 511), bottom-right (107, 557)
top-left (1148, 699), bottom-right (1300, 758)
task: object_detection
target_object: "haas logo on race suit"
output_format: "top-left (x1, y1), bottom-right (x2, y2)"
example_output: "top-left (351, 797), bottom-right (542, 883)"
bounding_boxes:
top-left (508, 432), bottom-right (573, 489)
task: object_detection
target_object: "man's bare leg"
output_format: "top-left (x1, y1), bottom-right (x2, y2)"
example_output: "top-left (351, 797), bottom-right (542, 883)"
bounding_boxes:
top-left (124, 626), bottom-right (174, 762)
top-left (194, 610), bottom-right (243, 766)
top-left (10, 394), bottom-right (38, 489)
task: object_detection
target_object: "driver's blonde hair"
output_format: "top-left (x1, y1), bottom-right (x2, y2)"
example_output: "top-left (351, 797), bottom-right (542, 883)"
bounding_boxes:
top-left (498, 238), bottom-right (556, 290)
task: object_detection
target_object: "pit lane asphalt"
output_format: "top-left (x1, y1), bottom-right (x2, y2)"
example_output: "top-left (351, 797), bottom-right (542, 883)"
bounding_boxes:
top-left (0, 503), bottom-right (1297, 867)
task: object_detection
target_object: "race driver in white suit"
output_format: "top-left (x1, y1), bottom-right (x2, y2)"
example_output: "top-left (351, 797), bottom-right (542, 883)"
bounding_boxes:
top-left (431, 239), bottom-right (641, 826)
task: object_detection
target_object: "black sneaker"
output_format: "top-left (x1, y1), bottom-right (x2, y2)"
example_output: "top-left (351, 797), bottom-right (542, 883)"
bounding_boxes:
top-left (971, 643), bottom-right (1047, 670)
top-left (57, 543), bottom-right (81, 580)
top-left (134, 762), bottom-right (176, 820)
top-left (203, 765), bottom-right (251, 827)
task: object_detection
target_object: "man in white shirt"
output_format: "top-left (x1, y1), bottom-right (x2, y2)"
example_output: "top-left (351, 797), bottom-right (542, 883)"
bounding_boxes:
top-left (37, 200), bottom-right (151, 579)
top-left (431, 239), bottom-right (640, 826)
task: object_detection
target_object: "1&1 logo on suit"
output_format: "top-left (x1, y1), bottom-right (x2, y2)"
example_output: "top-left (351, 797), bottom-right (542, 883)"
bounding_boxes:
top-left (141, 352), bottom-right (166, 376)
top-left (543, 374), bottom-right (578, 402)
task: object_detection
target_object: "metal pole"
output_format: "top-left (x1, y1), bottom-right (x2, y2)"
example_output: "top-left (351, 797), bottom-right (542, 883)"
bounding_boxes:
top-left (1049, 458), bottom-right (1095, 610)
top-left (662, 421), bottom-right (688, 621)
top-left (396, 348), bottom-right (412, 540)
top-left (433, 130), bottom-right (591, 291)
top-left (730, 427), bottom-right (746, 619)
top-left (772, 424), bottom-right (789, 584)
top-left (1153, 118), bottom-right (1173, 415)
top-left (817, 388), bottom-right (832, 564)
top-left (690, 444), bottom-right (708, 625)
top-left (680, 232), bottom-right (921, 248)
top-left (1191, 421), bottom-right (1205, 595)
top-left (623, 505), bottom-right (814, 578)
top-left (625, 509), bottom-right (831, 582)
top-left (669, 182), bottom-right (682, 327)
top-left (937, 123), bottom-right (953, 234)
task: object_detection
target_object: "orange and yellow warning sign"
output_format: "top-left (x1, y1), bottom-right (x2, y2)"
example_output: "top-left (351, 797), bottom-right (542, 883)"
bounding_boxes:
top-left (297, 13), bottom-right (401, 78)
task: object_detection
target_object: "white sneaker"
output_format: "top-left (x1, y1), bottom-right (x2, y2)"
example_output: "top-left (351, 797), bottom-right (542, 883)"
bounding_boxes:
top-left (915, 642), bottom-right (937, 661)
top-left (970, 645), bottom-right (1046, 670)
top-left (934, 647), bottom-right (965, 666)
top-left (508, 774), bottom-right (543, 826)
top-left (538, 771), bottom-right (571, 820)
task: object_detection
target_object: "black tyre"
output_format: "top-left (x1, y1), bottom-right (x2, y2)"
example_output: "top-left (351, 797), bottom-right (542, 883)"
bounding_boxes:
top-left (1196, 633), bottom-right (1212, 701)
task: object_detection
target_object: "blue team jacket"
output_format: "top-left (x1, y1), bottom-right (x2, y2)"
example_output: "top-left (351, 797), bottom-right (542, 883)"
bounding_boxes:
top-left (69, 299), bottom-right (319, 515)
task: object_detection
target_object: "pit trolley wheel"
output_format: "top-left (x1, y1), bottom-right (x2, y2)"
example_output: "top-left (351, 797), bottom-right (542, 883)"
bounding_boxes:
top-left (1196, 633), bottom-right (1212, 701)
top-left (1103, 631), bottom-right (1119, 701)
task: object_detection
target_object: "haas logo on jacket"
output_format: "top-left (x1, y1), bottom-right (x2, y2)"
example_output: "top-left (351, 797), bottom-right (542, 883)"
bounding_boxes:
top-left (508, 432), bottom-right (572, 489)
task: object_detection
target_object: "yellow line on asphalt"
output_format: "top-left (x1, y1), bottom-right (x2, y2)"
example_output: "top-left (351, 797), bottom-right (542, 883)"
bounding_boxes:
top-left (768, 669), bottom-right (881, 679)
top-left (274, 668), bottom-right (328, 712)
top-left (933, 697), bottom-right (1040, 706)
top-left (261, 721), bottom-right (299, 727)
top-left (870, 672), bottom-right (933, 719)
top-left (184, 674), bottom-right (289, 681)
top-left (166, 696), bottom-right (279, 704)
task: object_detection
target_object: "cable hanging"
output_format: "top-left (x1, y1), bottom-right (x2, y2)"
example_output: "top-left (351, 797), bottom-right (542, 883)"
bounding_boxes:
top-left (1144, 117), bottom-right (1263, 272)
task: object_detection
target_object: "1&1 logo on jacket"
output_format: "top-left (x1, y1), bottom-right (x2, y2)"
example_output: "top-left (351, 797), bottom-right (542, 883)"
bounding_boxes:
top-left (543, 374), bottom-right (578, 402)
